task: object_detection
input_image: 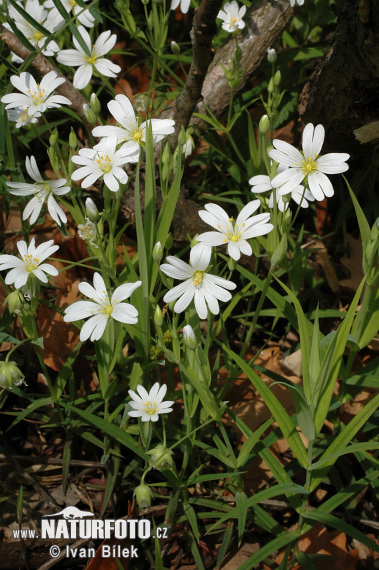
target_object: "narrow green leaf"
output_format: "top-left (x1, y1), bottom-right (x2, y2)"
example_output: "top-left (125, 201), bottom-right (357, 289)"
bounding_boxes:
top-left (6, 397), bottom-right (53, 431)
top-left (216, 521), bottom-right (234, 567)
top-left (101, 455), bottom-right (121, 517)
top-left (303, 511), bottom-right (379, 552)
top-left (238, 531), bottom-right (299, 569)
top-left (62, 440), bottom-right (71, 495)
top-left (346, 356), bottom-right (379, 388)
top-left (309, 441), bottom-right (379, 470)
top-left (220, 343), bottom-right (308, 468)
top-left (61, 403), bottom-right (149, 461)
top-left (17, 485), bottom-right (23, 523)
top-left (344, 176), bottom-right (371, 255)
top-left (207, 483), bottom-right (307, 533)
top-left (184, 503), bottom-right (200, 542)
top-left (310, 393), bottom-right (379, 491)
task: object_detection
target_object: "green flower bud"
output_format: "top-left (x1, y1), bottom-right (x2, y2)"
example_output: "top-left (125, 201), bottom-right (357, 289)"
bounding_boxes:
top-left (5, 290), bottom-right (23, 315)
top-left (134, 483), bottom-right (153, 509)
top-left (69, 127), bottom-right (78, 150)
top-left (147, 444), bottom-right (174, 470)
top-left (85, 197), bottom-right (99, 222)
top-left (90, 93), bottom-right (101, 114)
top-left (170, 41), bottom-right (180, 56)
top-left (268, 77), bottom-right (274, 93)
top-left (228, 257), bottom-right (237, 271)
top-left (154, 305), bottom-right (164, 327)
top-left (82, 104), bottom-right (97, 125)
top-left (273, 70), bottom-right (281, 86)
top-left (259, 114), bottom-right (271, 134)
top-left (49, 128), bottom-right (58, 147)
top-left (0, 361), bottom-right (25, 388)
top-left (152, 241), bottom-right (163, 262)
top-left (182, 324), bottom-right (197, 350)
top-left (134, 93), bottom-right (150, 113)
top-left (178, 126), bottom-right (186, 146)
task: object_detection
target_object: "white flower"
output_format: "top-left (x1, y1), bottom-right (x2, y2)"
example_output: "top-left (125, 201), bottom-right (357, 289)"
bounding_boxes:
top-left (182, 324), bottom-right (197, 349)
top-left (160, 244), bottom-right (236, 319)
top-left (269, 124), bottom-right (350, 201)
top-left (7, 107), bottom-right (41, 128)
top-left (1, 71), bottom-right (71, 116)
top-left (63, 272), bottom-right (142, 342)
top-left (44, 0), bottom-right (95, 28)
top-left (71, 137), bottom-right (137, 192)
top-left (249, 170), bottom-right (315, 211)
top-left (7, 156), bottom-right (70, 225)
top-left (0, 238), bottom-right (59, 289)
top-left (92, 94), bottom-right (175, 155)
top-left (4, 0), bottom-right (63, 56)
top-left (196, 201), bottom-right (273, 261)
top-left (127, 383), bottom-right (174, 422)
top-left (170, 0), bottom-right (190, 14)
top-left (56, 26), bottom-right (121, 90)
top-left (217, 1), bottom-right (246, 33)
top-left (267, 47), bottom-right (277, 63)
top-left (77, 218), bottom-right (97, 246)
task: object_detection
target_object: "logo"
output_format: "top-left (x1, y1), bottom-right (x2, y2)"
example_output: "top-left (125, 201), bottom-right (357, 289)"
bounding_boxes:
top-left (43, 506), bottom-right (94, 520)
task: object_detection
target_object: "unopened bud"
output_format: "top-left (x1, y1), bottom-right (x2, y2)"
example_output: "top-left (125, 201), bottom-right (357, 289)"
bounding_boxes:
top-left (0, 361), bottom-right (25, 388)
top-left (90, 93), bottom-right (101, 114)
top-left (228, 257), bottom-right (237, 271)
top-left (83, 104), bottom-right (97, 125)
top-left (182, 324), bottom-right (197, 350)
top-left (154, 305), bottom-right (163, 327)
top-left (49, 128), bottom-right (58, 147)
top-left (5, 290), bottom-right (23, 315)
top-left (178, 126), bottom-right (186, 146)
top-left (153, 241), bottom-right (163, 262)
top-left (268, 77), bottom-right (274, 93)
top-left (259, 114), bottom-right (271, 134)
top-left (85, 197), bottom-right (99, 222)
top-left (161, 141), bottom-right (171, 166)
top-left (134, 483), bottom-right (153, 509)
top-left (69, 127), bottom-right (78, 150)
top-left (170, 41), bottom-right (180, 55)
top-left (273, 70), bottom-right (281, 86)
top-left (147, 444), bottom-right (174, 470)
top-left (267, 47), bottom-right (277, 64)
top-left (134, 93), bottom-right (150, 113)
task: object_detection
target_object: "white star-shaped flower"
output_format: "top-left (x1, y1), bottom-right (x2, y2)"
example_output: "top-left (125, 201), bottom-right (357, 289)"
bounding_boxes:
top-left (128, 383), bottom-right (174, 422)
top-left (92, 94), bottom-right (175, 154)
top-left (196, 201), bottom-right (273, 260)
top-left (269, 123), bottom-right (350, 201)
top-left (63, 272), bottom-right (142, 342)
top-left (56, 26), bottom-right (121, 90)
top-left (160, 244), bottom-right (236, 319)
top-left (71, 137), bottom-right (138, 192)
top-left (249, 169), bottom-right (315, 211)
top-left (217, 1), bottom-right (246, 33)
top-left (1, 71), bottom-right (71, 116)
top-left (4, 0), bottom-right (63, 56)
top-left (0, 238), bottom-right (59, 290)
top-left (7, 156), bottom-right (70, 225)
top-left (170, 0), bottom-right (191, 14)
top-left (44, 0), bottom-right (95, 28)
top-left (7, 107), bottom-right (42, 129)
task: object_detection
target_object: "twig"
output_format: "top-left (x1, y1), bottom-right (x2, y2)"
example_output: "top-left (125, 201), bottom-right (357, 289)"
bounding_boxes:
top-left (0, 26), bottom-right (89, 123)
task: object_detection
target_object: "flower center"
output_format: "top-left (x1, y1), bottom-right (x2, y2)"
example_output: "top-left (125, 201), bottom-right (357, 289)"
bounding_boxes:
top-left (301, 156), bottom-right (318, 174)
top-left (78, 220), bottom-right (96, 242)
top-left (192, 271), bottom-right (204, 287)
top-left (87, 54), bottom-right (97, 65)
top-left (28, 84), bottom-right (46, 105)
top-left (33, 30), bottom-right (44, 42)
top-left (229, 17), bottom-right (238, 27)
top-left (69, 0), bottom-right (77, 5)
top-left (100, 304), bottom-right (113, 316)
top-left (96, 153), bottom-right (113, 173)
top-left (224, 219), bottom-right (243, 243)
top-left (22, 254), bottom-right (40, 272)
top-left (131, 128), bottom-right (143, 143)
top-left (142, 401), bottom-right (159, 416)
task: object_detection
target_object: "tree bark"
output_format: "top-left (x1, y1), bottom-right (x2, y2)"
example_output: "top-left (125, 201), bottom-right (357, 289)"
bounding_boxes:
top-left (298, 0), bottom-right (379, 155)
